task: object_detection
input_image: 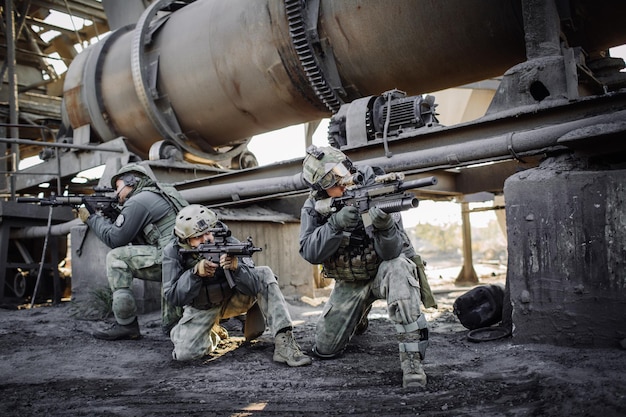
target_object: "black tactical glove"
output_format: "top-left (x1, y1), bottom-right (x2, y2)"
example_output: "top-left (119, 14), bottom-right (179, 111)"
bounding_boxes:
top-left (328, 206), bottom-right (360, 231)
top-left (369, 206), bottom-right (394, 230)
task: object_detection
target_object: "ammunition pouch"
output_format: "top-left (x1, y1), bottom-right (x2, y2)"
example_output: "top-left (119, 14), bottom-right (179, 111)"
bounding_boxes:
top-left (191, 278), bottom-right (233, 310)
top-left (142, 223), bottom-right (160, 246)
top-left (139, 185), bottom-right (186, 251)
top-left (322, 233), bottom-right (381, 281)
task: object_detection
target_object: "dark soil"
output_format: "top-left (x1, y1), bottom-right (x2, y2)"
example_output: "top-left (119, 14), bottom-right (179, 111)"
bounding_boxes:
top-left (1, 271), bottom-right (624, 417)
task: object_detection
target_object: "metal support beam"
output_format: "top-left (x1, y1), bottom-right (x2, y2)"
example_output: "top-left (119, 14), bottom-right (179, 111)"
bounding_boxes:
top-left (6, 0), bottom-right (20, 199)
top-left (455, 201), bottom-right (479, 286)
top-left (12, 137), bottom-right (128, 192)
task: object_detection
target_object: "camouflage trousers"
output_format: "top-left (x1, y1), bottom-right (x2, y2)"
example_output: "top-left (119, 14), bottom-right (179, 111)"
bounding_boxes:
top-left (107, 245), bottom-right (182, 328)
top-left (314, 253), bottom-right (428, 357)
top-left (170, 266), bottom-right (293, 361)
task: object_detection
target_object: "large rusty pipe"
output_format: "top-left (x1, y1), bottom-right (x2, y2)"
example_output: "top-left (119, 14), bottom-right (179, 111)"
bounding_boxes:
top-left (62, 0), bottom-right (626, 161)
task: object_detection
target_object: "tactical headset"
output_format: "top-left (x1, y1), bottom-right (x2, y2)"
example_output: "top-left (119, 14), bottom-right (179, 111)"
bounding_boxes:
top-left (120, 173), bottom-right (140, 187)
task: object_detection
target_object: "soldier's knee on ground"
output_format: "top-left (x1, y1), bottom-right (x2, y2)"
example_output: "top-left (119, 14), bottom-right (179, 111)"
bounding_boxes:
top-left (171, 327), bottom-right (221, 361)
top-left (311, 343), bottom-right (343, 359)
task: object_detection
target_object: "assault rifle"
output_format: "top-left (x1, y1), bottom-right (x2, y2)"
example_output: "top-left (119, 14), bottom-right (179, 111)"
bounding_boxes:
top-left (17, 186), bottom-right (120, 220)
top-left (314, 172), bottom-right (437, 234)
top-left (179, 228), bottom-right (262, 288)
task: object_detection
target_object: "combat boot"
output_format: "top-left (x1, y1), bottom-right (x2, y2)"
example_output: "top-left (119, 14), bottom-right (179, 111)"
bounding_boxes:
top-left (213, 324), bottom-right (229, 341)
top-left (400, 350), bottom-right (427, 388)
top-left (273, 330), bottom-right (312, 367)
top-left (93, 318), bottom-right (141, 341)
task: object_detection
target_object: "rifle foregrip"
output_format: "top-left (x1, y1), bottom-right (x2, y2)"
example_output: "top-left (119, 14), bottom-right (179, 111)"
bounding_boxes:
top-left (52, 196), bottom-right (84, 205)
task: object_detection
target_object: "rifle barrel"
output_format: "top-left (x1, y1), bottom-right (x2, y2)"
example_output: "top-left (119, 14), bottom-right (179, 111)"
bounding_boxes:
top-left (49, 196), bottom-right (84, 206)
top-left (16, 196), bottom-right (83, 205)
top-left (400, 176), bottom-right (438, 191)
top-left (16, 197), bottom-right (44, 203)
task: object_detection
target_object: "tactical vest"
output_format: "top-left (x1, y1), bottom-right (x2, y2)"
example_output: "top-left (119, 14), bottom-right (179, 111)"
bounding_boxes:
top-left (139, 184), bottom-right (188, 255)
top-left (322, 226), bottom-right (382, 281)
top-left (181, 252), bottom-right (233, 309)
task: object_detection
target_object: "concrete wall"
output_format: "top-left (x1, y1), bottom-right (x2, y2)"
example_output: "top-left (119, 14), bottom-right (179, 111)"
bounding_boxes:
top-left (504, 155), bottom-right (626, 347)
top-left (220, 221), bottom-right (315, 298)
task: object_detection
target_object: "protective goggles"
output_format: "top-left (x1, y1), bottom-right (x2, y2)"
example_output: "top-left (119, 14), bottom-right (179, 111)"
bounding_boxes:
top-left (317, 162), bottom-right (350, 190)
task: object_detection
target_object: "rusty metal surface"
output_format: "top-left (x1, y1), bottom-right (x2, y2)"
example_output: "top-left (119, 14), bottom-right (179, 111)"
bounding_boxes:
top-left (59, 0), bottom-right (626, 163)
top-left (320, 0), bottom-right (527, 100)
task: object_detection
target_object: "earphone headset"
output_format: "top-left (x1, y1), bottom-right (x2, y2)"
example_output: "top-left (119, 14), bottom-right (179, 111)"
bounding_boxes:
top-left (120, 173), bottom-right (139, 187)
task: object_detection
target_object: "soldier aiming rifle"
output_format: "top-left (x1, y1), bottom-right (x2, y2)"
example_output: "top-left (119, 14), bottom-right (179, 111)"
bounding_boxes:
top-left (299, 145), bottom-right (437, 388)
top-left (313, 171), bottom-right (437, 236)
top-left (179, 227), bottom-right (262, 288)
top-left (162, 204), bottom-right (311, 366)
top-left (17, 186), bottom-right (120, 220)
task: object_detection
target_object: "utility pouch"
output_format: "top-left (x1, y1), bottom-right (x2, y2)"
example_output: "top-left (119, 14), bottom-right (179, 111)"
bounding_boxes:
top-left (192, 279), bottom-right (233, 309)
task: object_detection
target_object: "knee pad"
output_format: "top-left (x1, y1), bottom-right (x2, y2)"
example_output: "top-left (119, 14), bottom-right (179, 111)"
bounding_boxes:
top-left (397, 314), bottom-right (429, 359)
top-left (112, 289), bottom-right (137, 325)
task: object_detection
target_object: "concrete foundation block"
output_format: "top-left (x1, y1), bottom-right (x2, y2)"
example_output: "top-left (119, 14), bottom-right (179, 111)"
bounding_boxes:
top-left (504, 158), bottom-right (626, 347)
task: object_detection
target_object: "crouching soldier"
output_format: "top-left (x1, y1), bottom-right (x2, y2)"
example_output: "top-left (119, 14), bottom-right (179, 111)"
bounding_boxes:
top-left (162, 204), bottom-right (312, 367)
top-left (299, 145), bottom-right (436, 388)
top-left (82, 163), bottom-right (187, 340)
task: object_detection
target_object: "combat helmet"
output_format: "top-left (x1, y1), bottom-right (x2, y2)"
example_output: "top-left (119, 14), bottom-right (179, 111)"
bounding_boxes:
top-left (110, 163), bottom-right (151, 189)
top-left (174, 204), bottom-right (218, 241)
top-left (302, 145), bottom-right (352, 191)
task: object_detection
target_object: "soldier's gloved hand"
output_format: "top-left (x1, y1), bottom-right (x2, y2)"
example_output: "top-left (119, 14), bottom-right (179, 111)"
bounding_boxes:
top-left (328, 206), bottom-right (360, 231)
top-left (77, 207), bottom-right (91, 223)
top-left (219, 254), bottom-right (238, 271)
top-left (193, 259), bottom-right (217, 277)
top-left (369, 206), bottom-right (394, 230)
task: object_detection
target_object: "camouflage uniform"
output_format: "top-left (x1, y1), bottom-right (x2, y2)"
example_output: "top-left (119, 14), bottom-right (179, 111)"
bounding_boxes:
top-left (300, 154), bottom-right (435, 387)
top-left (162, 234), bottom-right (295, 361)
top-left (87, 167), bottom-right (187, 331)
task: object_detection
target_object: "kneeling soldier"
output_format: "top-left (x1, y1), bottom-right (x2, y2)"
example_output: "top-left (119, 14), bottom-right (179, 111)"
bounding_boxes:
top-left (162, 204), bottom-right (311, 367)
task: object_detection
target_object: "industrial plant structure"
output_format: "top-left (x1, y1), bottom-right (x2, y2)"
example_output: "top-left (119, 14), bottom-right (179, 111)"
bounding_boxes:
top-left (1, 0), bottom-right (625, 348)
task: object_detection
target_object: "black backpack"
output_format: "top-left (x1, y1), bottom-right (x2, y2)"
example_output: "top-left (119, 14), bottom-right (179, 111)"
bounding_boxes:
top-left (453, 284), bottom-right (505, 330)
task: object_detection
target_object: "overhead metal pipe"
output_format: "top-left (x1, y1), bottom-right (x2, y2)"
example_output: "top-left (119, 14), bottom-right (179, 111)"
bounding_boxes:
top-left (177, 108), bottom-right (626, 206)
top-left (179, 173), bottom-right (306, 205)
top-left (10, 218), bottom-right (82, 239)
